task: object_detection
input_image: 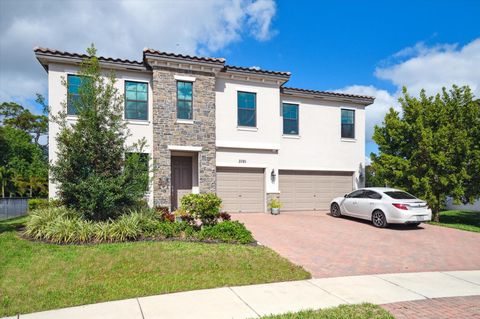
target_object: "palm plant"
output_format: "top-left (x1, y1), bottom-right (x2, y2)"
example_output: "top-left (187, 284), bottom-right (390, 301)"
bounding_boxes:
top-left (0, 166), bottom-right (8, 198)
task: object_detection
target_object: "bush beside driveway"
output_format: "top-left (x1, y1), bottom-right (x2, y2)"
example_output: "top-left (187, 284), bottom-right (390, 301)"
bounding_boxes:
top-left (233, 211), bottom-right (480, 278)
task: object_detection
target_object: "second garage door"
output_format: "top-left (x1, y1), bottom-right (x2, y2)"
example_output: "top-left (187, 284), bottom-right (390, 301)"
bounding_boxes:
top-left (216, 167), bottom-right (265, 213)
top-left (279, 170), bottom-right (353, 211)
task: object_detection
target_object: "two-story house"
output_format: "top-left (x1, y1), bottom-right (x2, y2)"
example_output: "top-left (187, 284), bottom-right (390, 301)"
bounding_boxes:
top-left (35, 47), bottom-right (374, 213)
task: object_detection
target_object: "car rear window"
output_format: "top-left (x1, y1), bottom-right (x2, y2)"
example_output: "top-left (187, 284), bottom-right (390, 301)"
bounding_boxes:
top-left (384, 191), bottom-right (417, 199)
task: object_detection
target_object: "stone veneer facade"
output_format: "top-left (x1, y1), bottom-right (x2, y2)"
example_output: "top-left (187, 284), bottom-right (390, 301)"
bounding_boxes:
top-left (148, 60), bottom-right (217, 209)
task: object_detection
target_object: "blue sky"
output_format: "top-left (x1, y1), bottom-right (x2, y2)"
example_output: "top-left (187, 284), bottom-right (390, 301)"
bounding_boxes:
top-left (227, 0), bottom-right (479, 91)
top-left (1, 0), bottom-right (479, 159)
top-left (223, 0), bottom-right (480, 156)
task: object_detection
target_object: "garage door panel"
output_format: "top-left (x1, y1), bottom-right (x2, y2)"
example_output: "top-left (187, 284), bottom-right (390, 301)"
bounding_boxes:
top-left (217, 167), bottom-right (264, 213)
top-left (280, 170), bottom-right (353, 211)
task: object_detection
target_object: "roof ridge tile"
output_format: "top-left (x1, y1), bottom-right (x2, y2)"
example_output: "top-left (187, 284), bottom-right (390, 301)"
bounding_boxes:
top-left (143, 48), bottom-right (225, 63)
top-left (225, 64), bottom-right (291, 77)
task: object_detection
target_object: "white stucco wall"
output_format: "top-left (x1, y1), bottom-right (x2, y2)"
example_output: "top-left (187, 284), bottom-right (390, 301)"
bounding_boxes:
top-left (215, 77), bottom-right (282, 193)
top-left (47, 63), bottom-right (154, 205)
top-left (215, 78), bottom-right (281, 147)
top-left (279, 96), bottom-right (366, 189)
top-left (214, 77), bottom-right (367, 193)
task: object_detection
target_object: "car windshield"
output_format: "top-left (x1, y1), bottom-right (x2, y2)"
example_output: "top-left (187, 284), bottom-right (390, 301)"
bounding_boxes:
top-left (384, 191), bottom-right (417, 199)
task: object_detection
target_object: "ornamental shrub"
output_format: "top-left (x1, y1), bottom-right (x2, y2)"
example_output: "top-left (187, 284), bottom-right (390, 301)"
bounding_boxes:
top-left (24, 206), bottom-right (254, 245)
top-left (180, 193), bottom-right (222, 226)
top-left (28, 198), bottom-right (48, 211)
top-left (24, 206), bottom-right (79, 240)
top-left (198, 221), bottom-right (254, 244)
top-left (28, 198), bottom-right (62, 211)
top-left (219, 212), bottom-right (231, 221)
top-left (109, 213), bottom-right (143, 241)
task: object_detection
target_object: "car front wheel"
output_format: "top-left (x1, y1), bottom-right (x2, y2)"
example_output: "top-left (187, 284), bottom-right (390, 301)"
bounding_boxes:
top-left (372, 210), bottom-right (388, 228)
top-left (330, 203), bottom-right (342, 217)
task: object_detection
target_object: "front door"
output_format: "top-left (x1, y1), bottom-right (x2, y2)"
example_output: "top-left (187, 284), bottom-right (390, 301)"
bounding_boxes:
top-left (171, 156), bottom-right (193, 211)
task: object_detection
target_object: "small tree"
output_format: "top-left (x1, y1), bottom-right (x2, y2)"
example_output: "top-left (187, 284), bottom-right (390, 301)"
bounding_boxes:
top-left (372, 85), bottom-right (480, 221)
top-left (50, 44), bottom-right (149, 221)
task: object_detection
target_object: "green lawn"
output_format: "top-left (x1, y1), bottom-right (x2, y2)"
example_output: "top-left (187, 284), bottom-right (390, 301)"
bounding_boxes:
top-left (258, 304), bottom-right (393, 319)
top-left (430, 210), bottom-right (480, 232)
top-left (0, 216), bottom-right (310, 317)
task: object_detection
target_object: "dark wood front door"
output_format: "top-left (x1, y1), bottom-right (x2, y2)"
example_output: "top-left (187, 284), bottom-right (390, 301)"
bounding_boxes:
top-left (171, 156), bottom-right (193, 210)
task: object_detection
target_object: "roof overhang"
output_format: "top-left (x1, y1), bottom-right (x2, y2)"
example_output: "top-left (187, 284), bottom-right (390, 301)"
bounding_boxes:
top-left (143, 49), bottom-right (225, 75)
top-left (218, 66), bottom-right (291, 86)
top-left (34, 48), bottom-right (148, 73)
top-left (281, 87), bottom-right (375, 106)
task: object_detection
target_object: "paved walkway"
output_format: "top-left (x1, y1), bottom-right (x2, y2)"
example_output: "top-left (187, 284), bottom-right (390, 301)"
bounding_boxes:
top-left (5, 270), bottom-right (480, 319)
top-left (381, 295), bottom-right (480, 319)
top-left (233, 211), bottom-right (480, 278)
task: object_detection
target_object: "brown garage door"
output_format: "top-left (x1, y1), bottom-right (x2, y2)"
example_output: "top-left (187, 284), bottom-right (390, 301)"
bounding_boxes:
top-left (279, 170), bottom-right (353, 211)
top-left (216, 167), bottom-right (265, 213)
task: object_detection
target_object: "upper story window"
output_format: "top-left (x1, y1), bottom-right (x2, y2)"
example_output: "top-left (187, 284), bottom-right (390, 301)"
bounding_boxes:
top-left (125, 81), bottom-right (148, 120)
top-left (341, 109), bottom-right (355, 139)
top-left (67, 74), bottom-right (82, 115)
top-left (237, 91), bottom-right (256, 127)
top-left (282, 103), bottom-right (299, 135)
top-left (177, 81), bottom-right (193, 120)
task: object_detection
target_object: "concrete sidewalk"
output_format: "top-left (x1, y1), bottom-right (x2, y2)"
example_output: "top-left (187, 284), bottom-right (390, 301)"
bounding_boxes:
top-left (5, 270), bottom-right (480, 319)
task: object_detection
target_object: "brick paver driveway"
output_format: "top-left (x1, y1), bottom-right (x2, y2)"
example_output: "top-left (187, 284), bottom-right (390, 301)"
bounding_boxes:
top-left (381, 296), bottom-right (480, 319)
top-left (233, 211), bottom-right (480, 278)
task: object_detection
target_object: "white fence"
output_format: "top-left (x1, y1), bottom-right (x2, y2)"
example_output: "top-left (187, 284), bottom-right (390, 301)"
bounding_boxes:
top-left (0, 198), bottom-right (28, 220)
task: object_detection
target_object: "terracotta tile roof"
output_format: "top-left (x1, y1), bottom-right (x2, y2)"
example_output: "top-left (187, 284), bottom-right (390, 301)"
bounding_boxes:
top-left (224, 65), bottom-right (291, 77)
top-left (143, 48), bottom-right (225, 64)
top-left (281, 86), bottom-right (375, 101)
top-left (34, 47), bottom-right (145, 66)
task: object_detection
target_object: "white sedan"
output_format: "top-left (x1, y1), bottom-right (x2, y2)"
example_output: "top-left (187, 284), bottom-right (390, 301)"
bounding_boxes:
top-left (330, 187), bottom-right (432, 228)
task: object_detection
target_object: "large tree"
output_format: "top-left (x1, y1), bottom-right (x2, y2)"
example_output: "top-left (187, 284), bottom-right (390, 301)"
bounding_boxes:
top-left (1, 95), bottom-right (49, 198)
top-left (0, 125), bottom-right (48, 198)
top-left (50, 45), bottom-right (149, 221)
top-left (0, 101), bottom-right (48, 147)
top-left (372, 85), bottom-right (480, 221)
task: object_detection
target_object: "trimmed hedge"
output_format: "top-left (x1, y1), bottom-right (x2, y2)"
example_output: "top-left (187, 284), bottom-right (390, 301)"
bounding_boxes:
top-left (24, 207), bottom-right (254, 245)
top-left (198, 221), bottom-right (254, 244)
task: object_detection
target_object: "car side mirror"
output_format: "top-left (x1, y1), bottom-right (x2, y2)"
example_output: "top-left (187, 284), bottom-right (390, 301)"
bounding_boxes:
top-left (344, 194), bottom-right (348, 198)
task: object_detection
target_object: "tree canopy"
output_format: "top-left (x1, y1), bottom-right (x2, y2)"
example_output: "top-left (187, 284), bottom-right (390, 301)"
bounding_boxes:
top-left (0, 102), bottom-right (48, 198)
top-left (0, 101), bottom-right (48, 147)
top-left (50, 45), bottom-right (149, 221)
top-left (371, 85), bottom-right (480, 221)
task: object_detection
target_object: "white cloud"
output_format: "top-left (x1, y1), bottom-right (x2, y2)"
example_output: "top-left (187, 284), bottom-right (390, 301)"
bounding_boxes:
top-left (337, 38), bottom-right (480, 148)
top-left (0, 0), bottom-right (277, 105)
top-left (246, 0), bottom-right (277, 41)
top-left (375, 39), bottom-right (480, 97)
